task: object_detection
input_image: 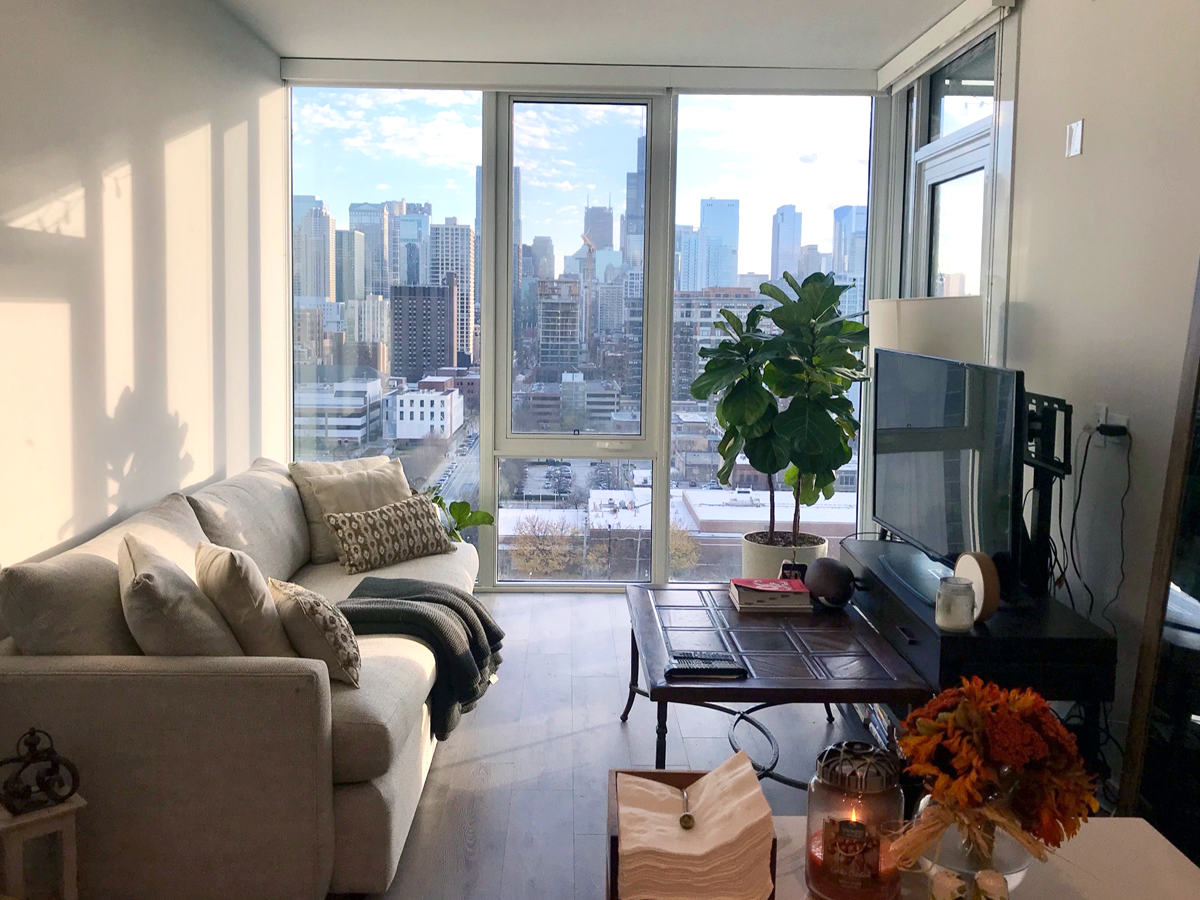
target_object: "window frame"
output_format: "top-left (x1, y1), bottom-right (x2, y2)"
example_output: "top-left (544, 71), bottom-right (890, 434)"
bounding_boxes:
top-left (285, 70), bottom-right (890, 591)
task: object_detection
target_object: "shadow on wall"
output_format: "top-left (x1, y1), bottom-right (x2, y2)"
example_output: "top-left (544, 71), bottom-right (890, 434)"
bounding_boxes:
top-left (0, 2), bottom-right (286, 566)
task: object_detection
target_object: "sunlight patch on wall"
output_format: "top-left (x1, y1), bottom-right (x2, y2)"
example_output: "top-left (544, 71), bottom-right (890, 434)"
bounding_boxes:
top-left (165, 125), bottom-right (214, 483)
top-left (259, 89), bottom-right (289, 462)
top-left (3, 182), bottom-right (87, 238)
top-left (0, 301), bottom-right (73, 565)
top-left (103, 163), bottom-right (134, 424)
top-left (224, 122), bottom-right (251, 474)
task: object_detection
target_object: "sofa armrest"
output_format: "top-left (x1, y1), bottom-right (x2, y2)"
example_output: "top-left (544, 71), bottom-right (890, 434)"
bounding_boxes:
top-left (0, 655), bottom-right (334, 900)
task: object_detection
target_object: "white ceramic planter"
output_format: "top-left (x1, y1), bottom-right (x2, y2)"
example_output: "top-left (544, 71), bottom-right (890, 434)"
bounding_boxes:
top-left (740, 532), bottom-right (829, 579)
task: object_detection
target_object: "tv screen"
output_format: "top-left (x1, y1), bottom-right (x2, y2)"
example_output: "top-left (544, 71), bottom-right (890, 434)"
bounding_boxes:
top-left (872, 349), bottom-right (1024, 580)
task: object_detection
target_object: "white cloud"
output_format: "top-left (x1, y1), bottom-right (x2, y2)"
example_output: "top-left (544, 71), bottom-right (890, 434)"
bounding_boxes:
top-left (376, 183), bottom-right (390, 190)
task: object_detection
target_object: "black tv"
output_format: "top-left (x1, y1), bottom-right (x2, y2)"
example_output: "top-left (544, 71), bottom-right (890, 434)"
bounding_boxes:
top-left (872, 349), bottom-right (1025, 598)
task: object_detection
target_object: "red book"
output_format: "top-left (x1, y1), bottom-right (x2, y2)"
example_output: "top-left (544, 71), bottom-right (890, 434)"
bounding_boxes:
top-left (729, 578), bottom-right (811, 610)
top-left (730, 578), bottom-right (809, 594)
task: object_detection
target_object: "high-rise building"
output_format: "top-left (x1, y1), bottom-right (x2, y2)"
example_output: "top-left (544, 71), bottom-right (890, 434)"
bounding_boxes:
top-left (390, 274), bottom-right (457, 383)
top-left (796, 244), bottom-right (827, 281)
top-left (345, 294), bottom-right (388, 343)
top-left (622, 136), bottom-right (646, 266)
top-left (429, 217), bottom-right (475, 364)
top-left (675, 225), bottom-right (702, 292)
top-left (738, 273), bottom-right (770, 289)
top-left (335, 229), bottom-right (365, 305)
top-left (537, 278), bottom-right (581, 379)
top-left (531, 236), bottom-right (555, 280)
top-left (293, 198), bottom-right (335, 300)
top-left (832, 205), bottom-right (868, 277)
top-left (292, 195), bottom-right (324, 230)
top-left (389, 210), bottom-right (430, 286)
top-left (584, 204), bottom-right (614, 250)
top-left (700, 198), bottom-right (739, 288)
top-left (348, 202), bottom-right (389, 296)
top-left (770, 205), bottom-right (803, 281)
top-left (624, 268), bottom-right (645, 401)
top-left (474, 165), bottom-right (483, 312)
top-left (512, 166), bottom-right (522, 310)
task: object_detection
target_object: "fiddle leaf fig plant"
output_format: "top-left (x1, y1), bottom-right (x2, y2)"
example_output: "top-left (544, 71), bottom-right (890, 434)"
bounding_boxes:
top-left (690, 271), bottom-right (869, 546)
top-left (423, 488), bottom-right (495, 542)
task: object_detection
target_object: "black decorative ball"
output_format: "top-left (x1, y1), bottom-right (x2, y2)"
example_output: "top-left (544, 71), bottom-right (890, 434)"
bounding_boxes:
top-left (805, 557), bottom-right (856, 608)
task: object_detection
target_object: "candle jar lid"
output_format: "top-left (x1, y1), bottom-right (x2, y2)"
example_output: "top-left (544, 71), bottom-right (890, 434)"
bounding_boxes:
top-left (937, 576), bottom-right (975, 597)
top-left (814, 741), bottom-right (901, 794)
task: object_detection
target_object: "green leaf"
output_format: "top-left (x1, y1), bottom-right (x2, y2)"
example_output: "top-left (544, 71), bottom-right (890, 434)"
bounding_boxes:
top-left (689, 359), bottom-right (744, 400)
top-left (448, 500), bottom-right (471, 523)
top-left (758, 282), bottom-right (793, 307)
top-left (720, 379), bottom-right (771, 426)
top-left (782, 271), bottom-right (804, 298)
top-left (775, 398), bottom-right (844, 459)
top-left (744, 430), bottom-right (791, 474)
top-left (718, 308), bottom-right (745, 337)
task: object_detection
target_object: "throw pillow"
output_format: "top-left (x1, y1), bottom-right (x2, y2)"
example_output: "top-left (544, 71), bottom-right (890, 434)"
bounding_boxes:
top-left (289, 456), bottom-right (391, 565)
top-left (324, 496), bottom-right (454, 576)
top-left (268, 579), bottom-right (360, 686)
top-left (118, 534), bottom-right (243, 657)
top-left (307, 458), bottom-right (412, 532)
top-left (0, 553), bottom-right (142, 655)
top-left (194, 542), bottom-right (297, 657)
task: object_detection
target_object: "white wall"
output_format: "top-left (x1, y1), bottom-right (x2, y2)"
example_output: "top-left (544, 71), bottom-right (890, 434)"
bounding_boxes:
top-left (1005, 0), bottom-right (1200, 760)
top-left (0, 0), bottom-right (287, 565)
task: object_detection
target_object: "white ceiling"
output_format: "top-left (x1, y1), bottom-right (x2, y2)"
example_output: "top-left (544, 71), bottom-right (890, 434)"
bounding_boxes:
top-left (215, 0), bottom-right (964, 71)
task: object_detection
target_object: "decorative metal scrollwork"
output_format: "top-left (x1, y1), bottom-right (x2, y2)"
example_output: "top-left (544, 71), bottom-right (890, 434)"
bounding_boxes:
top-left (0, 728), bottom-right (79, 816)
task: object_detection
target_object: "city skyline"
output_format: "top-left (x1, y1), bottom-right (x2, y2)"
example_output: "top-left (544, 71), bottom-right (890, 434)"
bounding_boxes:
top-left (292, 89), bottom-right (873, 276)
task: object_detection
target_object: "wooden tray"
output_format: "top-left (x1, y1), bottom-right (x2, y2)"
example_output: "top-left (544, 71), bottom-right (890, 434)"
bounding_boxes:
top-left (606, 768), bottom-right (777, 900)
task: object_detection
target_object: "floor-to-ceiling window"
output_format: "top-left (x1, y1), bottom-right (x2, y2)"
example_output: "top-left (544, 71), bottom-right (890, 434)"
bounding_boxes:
top-left (290, 89), bottom-right (484, 543)
top-left (289, 84), bottom-right (877, 586)
top-left (667, 95), bottom-right (874, 582)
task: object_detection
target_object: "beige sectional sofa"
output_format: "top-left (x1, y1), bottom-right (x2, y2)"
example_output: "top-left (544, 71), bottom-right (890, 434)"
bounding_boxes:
top-left (0, 459), bottom-right (478, 900)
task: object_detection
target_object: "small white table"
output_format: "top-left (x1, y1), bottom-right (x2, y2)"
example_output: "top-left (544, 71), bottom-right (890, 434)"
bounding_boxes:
top-left (0, 795), bottom-right (85, 900)
top-left (772, 815), bottom-right (1199, 899)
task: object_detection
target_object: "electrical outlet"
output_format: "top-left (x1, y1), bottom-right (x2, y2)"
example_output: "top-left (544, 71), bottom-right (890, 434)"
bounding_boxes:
top-left (1093, 405), bottom-right (1130, 448)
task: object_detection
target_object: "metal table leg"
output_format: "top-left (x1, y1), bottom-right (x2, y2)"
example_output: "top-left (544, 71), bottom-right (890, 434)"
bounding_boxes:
top-left (620, 628), bottom-right (640, 722)
top-left (655, 701), bottom-right (669, 769)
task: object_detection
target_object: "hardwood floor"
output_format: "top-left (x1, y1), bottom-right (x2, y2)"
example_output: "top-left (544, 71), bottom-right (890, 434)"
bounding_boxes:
top-left (374, 592), bottom-right (859, 900)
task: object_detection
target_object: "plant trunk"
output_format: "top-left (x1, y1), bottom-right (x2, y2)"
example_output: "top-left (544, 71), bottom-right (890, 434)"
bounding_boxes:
top-left (766, 472), bottom-right (776, 539)
top-left (792, 479), bottom-right (802, 545)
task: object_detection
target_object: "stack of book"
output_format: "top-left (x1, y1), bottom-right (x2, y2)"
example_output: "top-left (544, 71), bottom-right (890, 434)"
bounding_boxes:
top-left (728, 577), bottom-right (811, 612)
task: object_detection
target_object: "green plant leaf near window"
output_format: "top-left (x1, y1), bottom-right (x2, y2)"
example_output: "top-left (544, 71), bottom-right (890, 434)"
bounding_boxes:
top-left (688, 271), bottom-right (868, 547)
top-left (424, 489), bottom-right (495, 542)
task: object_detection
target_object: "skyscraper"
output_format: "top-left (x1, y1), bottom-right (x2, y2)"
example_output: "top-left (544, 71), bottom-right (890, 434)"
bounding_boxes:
top-left (474, 165), bottom-right (483, 312)
top-left (770, 205), bottom-right (803, 281)
top-left (293, 198), bottom-right (335, 300)
top-left (674, 225), bottom-right (702, 292)
top-left (390, 274), bottom-right (457, 383)
top-left (512, 166), bottom-right (522, 308)
top-left (700, 198), bottom-right (739, 288)
top-left (584, 204), bottom-right (614, 250)
top-left (622, 136), bottom-right (646, 266)
top-left (537, 278), bottom-right (581, 379)
top-left (430, 217), bottom-right (475, 365)
top-left (335, 229), bottom-right (365, 305)
top-left (348, 202), bottom-right (389, 296)
top-left (832, 205), bottom-right (868, 315)
top-left (292, 195), bottom-right (324, 230)
top-left (531, 236), bottom-right (555, 280)
top-left (390, 209), bottom-right (430, 286)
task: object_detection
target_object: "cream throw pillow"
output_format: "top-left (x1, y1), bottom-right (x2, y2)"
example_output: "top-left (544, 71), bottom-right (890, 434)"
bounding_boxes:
top-left (324, 496), bottom-right (454, 576)
top-left (269, 579), bottom-right (360, 686)
top-left (289, 456), bottom-right (392, 564)
top-left (306, 458), bottom-right (412, 541)
top-left (194, 542), bottom-right (296, 657)
top-left (118, 534), bottom-right (243, 656)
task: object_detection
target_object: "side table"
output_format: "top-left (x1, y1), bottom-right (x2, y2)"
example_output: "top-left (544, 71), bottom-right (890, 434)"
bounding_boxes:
top-left (0, 795), bottom-right (85, 900)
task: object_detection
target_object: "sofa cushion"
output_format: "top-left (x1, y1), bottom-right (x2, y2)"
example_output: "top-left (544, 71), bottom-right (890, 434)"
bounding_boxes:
top-left (270, 579), bottom-right (361, 686)
top-left (306, 458), bottom-right (411, 526)
top-left (195, 542), bottom-right (296, 657)
top-left (289, 457), bottom-right (390, 565)
top-left (0, 553), bottom-right (141, 655)
top-left (188, 458), bottom-right (309, 582)
top-left (324, 497), bottom-right (454, 575)
top-left (291, 540), bottom-right (479, 603)
top-left (330, 635), bottom-right (436, 784)
top-left (119, 534), bottom-right (244, 656)
top-left (74, 492), bottom-right (209, 581)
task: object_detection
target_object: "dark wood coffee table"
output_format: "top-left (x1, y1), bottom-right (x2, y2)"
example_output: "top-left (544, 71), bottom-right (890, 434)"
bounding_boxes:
top-left (621, 584), bottom-right (931, 777)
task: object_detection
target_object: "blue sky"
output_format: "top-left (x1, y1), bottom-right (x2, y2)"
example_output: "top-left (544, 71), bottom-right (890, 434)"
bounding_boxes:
top-left (292, 89), bottom-right (873, 276)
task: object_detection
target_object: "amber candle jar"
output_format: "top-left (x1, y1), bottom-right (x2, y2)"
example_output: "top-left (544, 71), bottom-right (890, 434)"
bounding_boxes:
top-left (805, 741), bottom-right (904, 900)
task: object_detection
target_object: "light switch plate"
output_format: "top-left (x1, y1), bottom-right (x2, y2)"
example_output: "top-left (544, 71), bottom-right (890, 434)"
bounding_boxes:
top-left (1066, 120), bottom-right (1084, 157)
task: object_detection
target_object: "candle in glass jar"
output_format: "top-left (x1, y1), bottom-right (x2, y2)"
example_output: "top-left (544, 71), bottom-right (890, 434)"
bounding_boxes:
top-left (935, 576), bottom-right (976, 632)
top-left (807, 830), bottom-right (900, 900)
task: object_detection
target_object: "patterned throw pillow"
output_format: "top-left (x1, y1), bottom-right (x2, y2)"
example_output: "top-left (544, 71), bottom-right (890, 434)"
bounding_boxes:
top-left (268, 579), bottom-right (360, 686)
top-left (324, 496), bottom-right (454, 575)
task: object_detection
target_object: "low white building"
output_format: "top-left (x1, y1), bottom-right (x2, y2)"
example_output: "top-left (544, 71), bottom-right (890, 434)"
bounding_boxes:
top-left (383, 387), bottom-right (464, 441)
top-left (293, 378), bottom-right (383, 445)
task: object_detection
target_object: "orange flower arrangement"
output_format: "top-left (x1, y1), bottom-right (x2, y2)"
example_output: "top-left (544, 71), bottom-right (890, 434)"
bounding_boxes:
top-left (890, 677), bottom-right (1099, 868)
